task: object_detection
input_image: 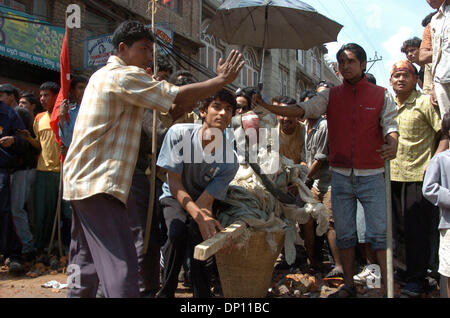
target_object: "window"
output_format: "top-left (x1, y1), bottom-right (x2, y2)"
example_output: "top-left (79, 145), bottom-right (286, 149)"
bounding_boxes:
top-left (280, 67), bottom-right (289, 96)
top-left (159, 0), bottom-right (181, 14)
top-left (200, 33), bottom-right (223, 73)
top-left (296, 80), bottom-right (305, 103)
top-left (0, 0), bottom-right (29, 13)
top-left (85, 9), bottom-right (114, 38)
top-left (238, 50), bottom-right (258, 87)
top-left (296, 50), bottom-right (305, 66)
top-left (33, 0), bottom-right (47, 19)
top-left (311, 55), bottom-right (321, 77)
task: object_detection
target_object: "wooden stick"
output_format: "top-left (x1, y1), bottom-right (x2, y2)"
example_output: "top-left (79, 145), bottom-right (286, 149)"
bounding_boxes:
top-left (194, 221), bottom-right (247, 261)
top-left (48, 170), bottom-right (63, 257)
top-left (143, 0), bottom-right (158, 254)
top-left (384, 160), bottom-right (394, 298)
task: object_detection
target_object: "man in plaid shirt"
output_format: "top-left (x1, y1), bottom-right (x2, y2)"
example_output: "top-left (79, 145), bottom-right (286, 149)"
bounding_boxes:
top-left (63, 20), bottom-right (244, 298)
top-left (390, 60), bottom-right (448, 297)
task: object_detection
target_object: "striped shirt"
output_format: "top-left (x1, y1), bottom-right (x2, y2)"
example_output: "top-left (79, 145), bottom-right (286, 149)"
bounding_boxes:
top-left (390, 90), bottom-right (441, 182)
top-left (63, 55), bottom-right (179, 204)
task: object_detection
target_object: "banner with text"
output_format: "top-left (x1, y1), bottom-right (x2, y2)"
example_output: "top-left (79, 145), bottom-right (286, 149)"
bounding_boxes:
top-left (0, 6), bottom-right (65, 71)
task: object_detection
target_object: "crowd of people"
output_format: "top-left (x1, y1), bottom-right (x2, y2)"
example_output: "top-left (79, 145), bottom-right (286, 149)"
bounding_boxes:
top-left (0, 0), bottom-right (449, 299)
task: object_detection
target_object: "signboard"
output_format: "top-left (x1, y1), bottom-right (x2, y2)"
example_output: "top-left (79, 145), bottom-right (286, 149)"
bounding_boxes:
top-left (84, 23), bottom-right (174, 69)
top-left (153, 22), bottom-right (173, 56)
top-left (84, 33), bottom-right (113, 69)
top-left (0, 6), bottom-right (65, 71)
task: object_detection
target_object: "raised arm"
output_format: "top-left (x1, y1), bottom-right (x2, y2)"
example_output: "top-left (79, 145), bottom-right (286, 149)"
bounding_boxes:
top-left (169, 50), bottom-right (245, 120)
top-left (253, 89), bottom-right (329, 119)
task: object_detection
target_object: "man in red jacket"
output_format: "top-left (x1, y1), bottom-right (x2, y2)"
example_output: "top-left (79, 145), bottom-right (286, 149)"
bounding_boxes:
top-left (256, 43), bottom-right (399, 297)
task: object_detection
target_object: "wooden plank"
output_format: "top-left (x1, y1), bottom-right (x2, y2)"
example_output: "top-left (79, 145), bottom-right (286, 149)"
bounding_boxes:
top-left (193, 221), bottom-right (247, 261)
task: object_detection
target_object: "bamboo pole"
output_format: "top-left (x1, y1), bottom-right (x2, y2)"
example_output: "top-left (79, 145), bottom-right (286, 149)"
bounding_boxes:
top-left (143, 0), bottom-right (159, 254)
top-left (385, 160), bottom-right (394, 298)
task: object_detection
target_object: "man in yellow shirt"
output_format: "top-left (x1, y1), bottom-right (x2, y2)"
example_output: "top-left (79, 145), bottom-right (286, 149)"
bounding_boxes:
top-left (390, 60), bottom-right (448, 297)
top-left (19, 82), bottom-right (72, 254)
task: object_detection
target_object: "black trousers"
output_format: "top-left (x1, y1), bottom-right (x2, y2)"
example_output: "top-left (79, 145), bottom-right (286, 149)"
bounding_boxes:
top-left (391, 181), bottom-right (437, 284)
top-left (0, 169), bottom-right (22, 261)
top-left (157, 196), bottom-right (214, 298)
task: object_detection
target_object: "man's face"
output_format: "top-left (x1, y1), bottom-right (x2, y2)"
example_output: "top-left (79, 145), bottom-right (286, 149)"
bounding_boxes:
top-left (40, 89), bottom-right (57, 112)
top-left (0, 92), bottom-right (15, 106)
top-left (120, 38), bottom-right (153, 69)
top-left (236, 96), bottom-right (249, 115)
top-left (390, 70), bottom-right (417, 95)
top-left (200, 98), bottom-right (234, 131)
top-left (277, 103), bottom-right (298, 135)
top-left (427, 0), bottom-right (445, 9)
top-left (19, 97), bottom-right (35, 113)
top-left (404, 46), bottom-right (420, 64)
top-left (70, 82), bottom-right (87, 105)
top-left (338, 50), bottom-right (366, 83)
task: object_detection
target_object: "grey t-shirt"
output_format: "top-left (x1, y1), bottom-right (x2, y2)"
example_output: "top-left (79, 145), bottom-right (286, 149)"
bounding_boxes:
top-left (157, 123), bottom-right (239, 201)
top-left (423, 149), bottom-right (450, 230)
top-left (304, 117), bottom-right (331, 191)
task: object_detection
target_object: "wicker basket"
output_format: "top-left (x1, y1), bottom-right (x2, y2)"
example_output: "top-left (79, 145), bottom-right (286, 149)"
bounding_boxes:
top-left (215, 229), bottom-right (285, 298)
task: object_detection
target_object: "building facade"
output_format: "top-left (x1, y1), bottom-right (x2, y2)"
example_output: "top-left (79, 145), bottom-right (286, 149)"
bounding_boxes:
top-left (0, 0), bottom-right (340, 101)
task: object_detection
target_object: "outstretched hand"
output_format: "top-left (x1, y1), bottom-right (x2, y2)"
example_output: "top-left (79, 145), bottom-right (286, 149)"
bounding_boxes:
top-left (216, 50), bottom-right (245, 85)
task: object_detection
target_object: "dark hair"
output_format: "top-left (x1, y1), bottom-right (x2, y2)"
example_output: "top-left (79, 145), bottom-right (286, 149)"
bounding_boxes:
top-left (169, 70), bottom-right (197, 84)
top-left (0, 83), bottom-right (19, 102)
top-left (442, 111), bottom-right (450, 139)
top-left (199, 88), bottom-right (237, 114)
top-left (366, 73), bottom-right (377, 84)
top-left (272, 95), bottom-right (283, 104)
top-left (279, 96), bottom-right (297, 105)
top-left (156, 55), bottom-right (173, 74)
top-left (40, 81), bottom-right (60, 95)
top-left (174, 75), bottom-right (196, 86)
top-left (70, 75), bottom-right (88, 89)
top-left (401, 37), bottom-right (422, 53)
top-left (422, 11), bottom-right (437, 27)
top-left (20, 92), bottom-right (43, 115)
top-left (317, 80), bottom-right (334, 89)
top-left (336, 43), bottom-right (367, 70)
top-left (112, 20), bottom-right (155, 50)
top-left (300, 90), bottom-right (317, 102)
top-left (236, 87), bottom-right (252, 109)
top-left (19, 92), bottom-right (39, 106)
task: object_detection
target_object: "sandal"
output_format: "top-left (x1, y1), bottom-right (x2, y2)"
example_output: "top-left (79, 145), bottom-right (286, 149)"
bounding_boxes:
top-left (325, 267), bottom-right (344, 279)
top-left (327, 284), bottom-right (357, 298)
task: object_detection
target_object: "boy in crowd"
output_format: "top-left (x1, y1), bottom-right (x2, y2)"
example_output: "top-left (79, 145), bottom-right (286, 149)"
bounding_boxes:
top-left (156, 89), bottom-right (239, 298)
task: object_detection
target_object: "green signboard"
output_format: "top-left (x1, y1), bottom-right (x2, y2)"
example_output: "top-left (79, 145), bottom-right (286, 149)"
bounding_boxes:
top-left (0, 6), bottom-right (65, 71)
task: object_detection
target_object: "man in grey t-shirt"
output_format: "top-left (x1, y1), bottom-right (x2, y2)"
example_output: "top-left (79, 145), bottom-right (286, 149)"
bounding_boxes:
top-left (156, 89), bottom-right (239, 298)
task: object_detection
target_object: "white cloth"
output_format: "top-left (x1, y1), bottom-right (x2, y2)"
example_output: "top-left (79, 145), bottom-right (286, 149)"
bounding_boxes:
top-left (439, 229), bottom-right (450, 277)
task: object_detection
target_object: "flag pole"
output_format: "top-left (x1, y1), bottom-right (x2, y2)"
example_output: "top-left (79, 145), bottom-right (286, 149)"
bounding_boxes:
top-left (48, 15), bottom-right (69, 258)
top-left (143, 0), bottom-right (159, 254)
top-left (385, 160), bottom-right (394, 298)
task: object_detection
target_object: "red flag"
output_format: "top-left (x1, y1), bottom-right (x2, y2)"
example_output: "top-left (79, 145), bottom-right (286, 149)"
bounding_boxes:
top-left (50, 26), bottom-right (70, 155)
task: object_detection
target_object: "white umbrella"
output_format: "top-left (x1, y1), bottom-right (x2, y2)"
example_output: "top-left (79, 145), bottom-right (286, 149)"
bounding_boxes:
top-left (206, 0), bottom-right (343, 86)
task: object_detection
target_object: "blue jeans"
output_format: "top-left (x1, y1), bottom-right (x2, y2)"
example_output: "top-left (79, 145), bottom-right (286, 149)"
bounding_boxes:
top-left (11, 169), bottom-right (36, 253)
top-left (331, 171), bottom-right (387, 250)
